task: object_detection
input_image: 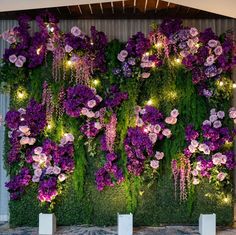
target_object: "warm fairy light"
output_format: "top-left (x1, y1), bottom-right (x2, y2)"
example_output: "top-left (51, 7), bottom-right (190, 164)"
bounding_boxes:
top-left (67, 60), bottom-right (72, 66)
top-left (219, 81), bottom-right (224, 87)
top-left (143, 128), bottom-right (149, 133)
top-left (223, 197), bottom-right (229, 203)
top-left (93, 79), bottom-right (100, 86)
top-left (175, 58), bottom-right (181, 64)
top-left (90, 40), bottom-right (94, 45)
top-left (47, 124), bottom-right (52, 130)
top-left (36, 46), bottom-right (43, 55)
top-left (20, 118), bottom-right (25, 121)
top-left (17, 91), bottom-right (24, 99)
top-left (147, 99), bottom-right (153, 105)
top-left (195, 43), bottom-right (200, 48)
top-left (152, 62), bottom-right (156, 68)
top-left (145, 52), bottom-right (150, 56)
top-left (233, 83), bottom-right (236, 89)
top-left (50, 27), bottom-right (54, 32)
top-left (139, 190), bottom-right (144, 196)
top-left (155, 42), bottom-right (163, 48)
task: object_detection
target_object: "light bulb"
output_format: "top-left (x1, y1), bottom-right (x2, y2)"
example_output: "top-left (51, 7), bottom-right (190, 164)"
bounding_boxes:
top-left (93, 79), bottom-right (99, 86)
top-left (223, 197), bottom-right (229, 203)
top-left (67, 60), bottom-right (72, 66)
top-left (219, 81), bottom-right (224, 87)
top-left (145, 52), bottom-right (149, 56)
top-left (155, 42), bottom-right (162, 48)
top-left (175, 58), bottom-right (181, 64)
top-left (36, 47), bottom-right (42, 55)
top-left (17, 92), bottom-right (24, 99)
top-left (47, 124), bottom-right (52, 130)
top-left (147, 99), bottom-right (153, 105)
top-left (233, 83), bottom-right (236, 89)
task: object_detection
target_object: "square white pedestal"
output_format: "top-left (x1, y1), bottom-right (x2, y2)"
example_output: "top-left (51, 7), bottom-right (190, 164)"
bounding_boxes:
top-left (118, 213), bottom-right (133, 235)
top-left (39, 213), bottom-right (56, 235)
top-left (199, 213), bottom-right (216, 235)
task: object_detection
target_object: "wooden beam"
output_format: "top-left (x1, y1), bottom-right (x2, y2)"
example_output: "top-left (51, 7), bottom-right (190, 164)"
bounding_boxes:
top-left (144, 0), bottom-right (148, 13)
top-left (122, 0), bottom-right (125, 14)
top-left (100, 3), bottom-right (104, 14)
top-left (78, 5), bottom-right (82, 14)
top-left (155, 0), bottom-right (159, 13)
top-left (89, 4), bottom-right (93, 14)
top-left (111, 1), bottom-right (114, 14)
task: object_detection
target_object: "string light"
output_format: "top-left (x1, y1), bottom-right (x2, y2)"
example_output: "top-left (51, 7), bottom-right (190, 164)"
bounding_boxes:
top-left (90, 40), bottom-right (94, 46)
top-left (50, 27), bottom-right (54, 32)
top-left (145, 52), bottom-right (150, 56)
top-left (36, 46), bottom-right (43, 55)
top-left (139, 190), bottom-right (144, 196)
top-left (233, 83), bottom-right (236, 89)
top-left (219, 81), bottom-right (224, 87)
top-left (93, 79), bottom-right (100, 86)
top-left (67, 60), bottom-right (72, 66)
top-left (155, 42), bottom-right (162, 48)
top-left (223, 197), bottom-right (229, 203)
top-left (147, 99), bottom-right (153, 105)
top-left (175, 58), bottom-right (182, 64)
top-left (47, 124), bottom-right (52, 130)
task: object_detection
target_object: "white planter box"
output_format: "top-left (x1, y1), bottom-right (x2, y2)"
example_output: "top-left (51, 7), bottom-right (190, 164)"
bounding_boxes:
top-left (199, 213), bottom-right (216, 235)
top-left (118, 213), bottom-right (133, 235)
top-left (39, 213), bottom-right (56, 235)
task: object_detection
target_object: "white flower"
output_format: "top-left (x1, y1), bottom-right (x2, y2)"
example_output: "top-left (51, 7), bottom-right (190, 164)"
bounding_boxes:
top-left (191, 140), bottom-right (199, 148)
top-left (155, 151), bottom-right (164, 160)
top-left (150, 160), bottom-right (159, 169)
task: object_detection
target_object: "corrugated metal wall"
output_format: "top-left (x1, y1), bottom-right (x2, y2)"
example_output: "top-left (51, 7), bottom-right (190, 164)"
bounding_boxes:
top-left (0, 18), bottom-right (236, 221)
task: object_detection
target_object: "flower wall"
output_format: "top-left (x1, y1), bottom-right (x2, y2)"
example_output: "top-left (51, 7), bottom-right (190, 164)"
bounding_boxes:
top-left (1, 13), bottom-right (236, 226)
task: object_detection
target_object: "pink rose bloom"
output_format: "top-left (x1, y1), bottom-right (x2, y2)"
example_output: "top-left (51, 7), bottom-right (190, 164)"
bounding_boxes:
top-left (7, 35), bottom-right (16, 44)
top-left (32, 175), bottom-right (40, 183)
top-left (188, 144), bottom-right (196, 153)
top-left (187, 39), bottom-right (194, 48)
top-left (9, 54), bottom-right (17, 63)
top-left (20, 137), bottom-right (30, 145)
top-left (19, 125), bottom-right (30, 134)
top-left (15, 59), bottom-right (24, 68)
top-left (94, 122), bottom-right (102, 129)
top-left (28, 138), bottom-right (36, 145)
top-left (191, 140), bottom-right (199, 148)
top-left (217, 172), bottom-right (227, 181)
top-left (60, 137), bottom-right (67, 146)
top-left (117, 53), bottom-right (125, 62)
top-left (203, 145), bottom-right (210, 155)
top-left (32, 155), bottom-right (40, 162)
top-left (170, 109), bottom-right (179, 118)
top-left (198, 143), bottom-right (206, 152)
top-left (71, 26), bottom-right (81, 37)
top-left (58, 173), bottom-right (67, 182)
top-left (18, 55), bottom-right (26, 63)
top-left (210, 108), bottom-right (216, 115)
top-left (87, 99), bottom-right (97, 108)
top-left (150, 160), bottom-right (159, 169)
top-left (65, 133), bottom-right (74, 142)
top-left (86, 111), bottom-right (95, 118)
top-left (205, 55), bottom-right (215, 66)
top-left (120, 50), bottom-right (128, 58)
top-left (217, 111), bottom-right (225, 119)
top-left (155, 151), bottom-right (164, 160)
top-left (229, 108), bottom-right (236, 119)
top-left (192, 177), bottom-right (200, 185)
top-left (46, 166), bottom-right (54, 174)
top-left (81, 107), bottom-right (89, 115)
top-left (147, 124), bottom-right (154, 132)
top-left (193, 36), bottom-right (199, 43)
top-left (65, 44), bottom-right (73, 53)
top-left (141, 72), bottom-right (150, 79)
top-left (212, 155), bottom-right (222, 165)
top-left (213, 120), bottom-right (222, 128)
top-left (209, 114), bottom-right (218, 123)
top-left (53, 166), bottom-right (61, 175)
top-left (196, 162), bottom-right (202, 171)
top-left (191, 169), bottom-right (198, 176)
top-left (221, 154), bottom-right (227, 164)
top-left (136, 118), bottom-right (144, 127)
top-left (189, 27), bottom-right (198, 37)
top-left (162, 128), bottom-right (172, 138)
top-left (153, 124), bottom-right (161, 134)
top-left (203, 120), bottom-right (211, 126)
top-left (214, 45), bottom-right (223, 56)
top-left (32, 162), bottom-right (39, 169)
top-left (208, 39), bottom-right (218, 48)
top-left (96, 95), bottom-right (103, 102)
top-left (34, 168), bottom-right (42, 177)
top-left (149, 133), bottom-right (157, 144)
top-left (94, 111), bottom-right (100, 118)
top-left (40, 153), bottom-right (47, 162)
top-left (34, 147), bottom-right (43, 155)
top-left (165, 116), bottom-right (177, 125)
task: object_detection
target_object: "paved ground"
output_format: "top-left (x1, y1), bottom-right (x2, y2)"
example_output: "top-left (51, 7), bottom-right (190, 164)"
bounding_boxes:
top-left (0, 223), bottom-right (236, 235)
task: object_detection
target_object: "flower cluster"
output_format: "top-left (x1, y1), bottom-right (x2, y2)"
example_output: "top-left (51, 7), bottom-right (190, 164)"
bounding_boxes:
top-left (5, 99), bottom-right (46, 163)
top-left (124, 106), bottom-right (179, 176)
top-left (31, 134), bottom-right (74, 203)
top-left (172, 108), bottom-right (236, 200)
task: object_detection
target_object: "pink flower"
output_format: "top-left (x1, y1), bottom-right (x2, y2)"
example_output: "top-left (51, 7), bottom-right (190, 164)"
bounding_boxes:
top-left (53, 166), bottom-right (61, 175)
top-left (212, 153), bottom-right (222, 165)
top-left (191, 169), bottom-right (198, 176)
top-left (149, 133), bottom-right (157, 144)
top-left (34, 147), bottom-right (43, 155)
top-left (154, 124), bottom-right (161, 134)
top-left (46, 166), bottom-right (54, 174)
top-left (203, 120), bottom-right (211, 126)
top-left (7, 35), bottom-right (16, 44)
top-left (217, 172), bottom-right (227, 181)
top-left (18, 55), bottom-right (26, 63)
top-left (196, 162), bottom-right (202, 171)
top-left (58, 173), bottom-right (67, 182)
top-left (188, 144), bottom-right (196, 153)
top-left (66, 133), bottom-right (74, 142)
top-left (189, 27), bottom-right (198, 37)
top-left (221, 155), bottom-right (227, 164)
top-left (203, 145), bottom-right (210, 155)
top-left (28, 138), bottom-right (36, 145)
top-left (32, 155), bottom-right (40, 162)
top-left (191, 140), bottom-right (199, 148)
top-left (71, 26), bottom-right (81, 36)
top-left (120, 50), bottom-right (128, 58)
top-left (81, 107), bottom-right (89, 115)
top-left (117, 53), bottom-right (125, 62)
top-left (180, 50), bottom-right (190, 57)
top-left (214, 45), bottom-right (223, 56)
top-left (71, 54), bottom-right (79, 62)
top-left (87, 99), bottom-right (97, 108)
top-left (155, 151), bottom-right (164, 160)
top-left (9, 54), bottom-right (17, 63)
top-left (18, 108), bottom-right (26, 114)
top-left (20, 137), bottom-right (30, 145)
top-left (187, 39), bottom-right (194, 48)
top-left (229, 108), bottom-right (236, 119)
top-left (150, 160), bottom-right (159, 169)
top-left (210, 108), bottom-right (216, 115)
top-left (141, 72), bottom-right (150, 79)
top-left (213, 120), bottom-right (222, 128)
top-left (34, 168), bottom-right (42, 177)
top-left (96, 95), bottom-right (103, 102)
top-left (86, 111), bottom-right (95, 118)
top-left (136, 118), bottom-right (144, 127)
top-left (170, 109), bottom-right (179, 118)
top-left (95, 111), bottom-right (100, 118)
top-left (65, 44), bottom-right (73, 53)
top-left (39, 153), bottom-right (47, 163)
top-left (46, 42), bottom-right (54, 51)
top-left (15, 59), bottom-right (24, 68)
top-left (205, 55), bottom-right (215, 66)
top-left (32, 162), bottom-right (39, 169)
top-left (208, 39), bottom-right (218, 48)
top-left (209, 114), bottom-right (218, 123)
top-left (162, 128), bottom-right (172, 138)
top-left (94, 122), bottom-right (102, 129)
top-left (165, 116), bottom-right (177, 125)
top-left (192, 177), bottom-right (200, 185)
top-left (32, 175), bottom-right (40, 182)
top-left (217, 111), bottom-right (225, 119)
top-left (19, 125), bottom-right (30, 134)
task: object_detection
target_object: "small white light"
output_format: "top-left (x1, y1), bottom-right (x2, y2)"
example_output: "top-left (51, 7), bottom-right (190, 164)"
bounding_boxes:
top-left (47, 124), bottom-right (51, 130)
top-left (155, 42), bottom-right (162, 48)
top-left (175, 58), bottom-right (181, 64)
top-left (93, 79), bottom-right (99, 86)
top-left (67, 60), bottom-right (72, 66)
top-left (17, 92), bottom-right (24, 99)
top-left (147, 99), bottom-right (153, 105)
top-left (219, 81), bottom-right (224, 87)
top-left (36, 48), bottom-right (41, 55)
top-left (233, 83), bottom-right (236, 89)
top-left (145, 52), bottom-right (149, 56)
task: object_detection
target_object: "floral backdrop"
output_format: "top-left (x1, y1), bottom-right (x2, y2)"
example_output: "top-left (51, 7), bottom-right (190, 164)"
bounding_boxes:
top-left (0, 12), bottom-right (236, 226)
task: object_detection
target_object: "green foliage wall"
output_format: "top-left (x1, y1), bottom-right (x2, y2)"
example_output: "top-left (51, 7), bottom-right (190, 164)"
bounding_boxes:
top-left (2, 40), bottom-right (233, 227)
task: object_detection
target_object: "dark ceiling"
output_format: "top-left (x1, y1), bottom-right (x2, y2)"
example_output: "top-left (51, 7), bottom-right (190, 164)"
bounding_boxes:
top-left (0, 0), bottom-right (230, 20)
